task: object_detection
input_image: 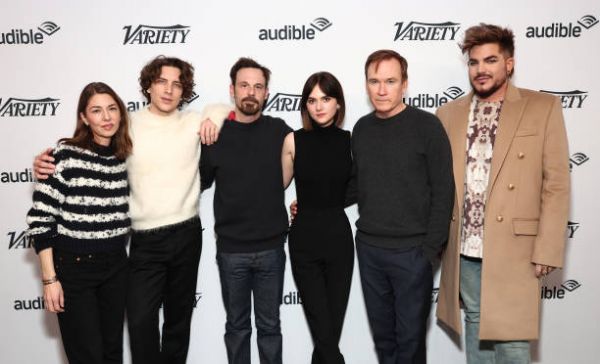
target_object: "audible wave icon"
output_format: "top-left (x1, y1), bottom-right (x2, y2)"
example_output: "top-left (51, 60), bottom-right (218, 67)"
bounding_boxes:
top-left (311, 17), bottom-right (332, 32)
top-left (561, 280), bottom-right (581, 292)
top-left (443, 86), bottom-right (465, 100)
top-left (183, 91), bottom-right (199, 106)
top-left (577, 15), bottom-right (598, 29)
top-left (38, 21), bottom-right (60, 36)
top-left (570, 152), bottom-right (589, 167)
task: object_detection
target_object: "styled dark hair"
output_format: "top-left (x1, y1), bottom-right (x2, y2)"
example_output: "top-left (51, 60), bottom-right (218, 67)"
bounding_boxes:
top-left (461, 23), bottom-right (515, 58)
top-left (364, 49), bottom-right (408, 82)
top-left (300, 72), bottom-right (346, 130)
top-left (139, 55), bottom-right (195, 105)
top-left (61, 82), bottom-right (132, 161)
top-left (229, 57), bottom-right (271, 87)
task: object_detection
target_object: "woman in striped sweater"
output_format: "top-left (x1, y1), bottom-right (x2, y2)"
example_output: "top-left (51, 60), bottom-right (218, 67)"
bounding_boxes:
top-left (26, 82), bottom-right (132, 364)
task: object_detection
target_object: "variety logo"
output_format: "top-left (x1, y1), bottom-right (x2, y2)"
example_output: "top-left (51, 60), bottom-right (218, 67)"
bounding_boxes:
top-left (258, 17), bottom-right (333, 40)
top-left (7, 230), bottom-right (33, 249)
top-left (282, 290), bottom-right (303, 305)
top-left (1, 168), bottom-right (34, 183)
top-left (0, 97), bottom-right (60, 117)
top-left (394, 21), bottom-right (460, 41)
top-left (403, 86), bottom-right (465, 109)
top-left (264, 92), bottom-right (302, 112)
top-left (540, 89), bottom-right (588, 109)
top-left (541, 279), bottom-right (581, 299)
top-left (14, 296), bottom-right (45, 310)
top-left (526, 14), bottom-right (598, 38)
top-left (0, 21), bottom-right (60, 45)
top-left (570, 152), bottom-right (589, 172)
top-left (193, 292), bottom-right (202, 308)
top-left (123, 24), bottom-right (191, 45)
top-left (431, 287), bottom-right (440, 303)
top-left (567, 221), bottom-right (580, 239)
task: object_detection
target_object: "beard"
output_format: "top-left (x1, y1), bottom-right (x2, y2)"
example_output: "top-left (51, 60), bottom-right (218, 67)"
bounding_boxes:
top-left (470, 73), bottom-right (508, 100)
top-left (237, 96), bottom-right (262, 116)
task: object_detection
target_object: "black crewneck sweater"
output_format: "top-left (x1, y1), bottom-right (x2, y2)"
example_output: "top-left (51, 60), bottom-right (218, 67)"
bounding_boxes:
top-left (347, 106), bottom-right (454, 263)
top-left (200, 115), bottom-right (292, 253)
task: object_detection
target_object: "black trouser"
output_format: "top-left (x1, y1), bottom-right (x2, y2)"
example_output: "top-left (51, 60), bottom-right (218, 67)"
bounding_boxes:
top-left (55, 247), bottom-right (129, 364)
top-left (127, 217), bottom-right (203, 364)
top-left (356, 238), bottom-right (433, 364)
top-left (289, 209), bottom-right (354, 364)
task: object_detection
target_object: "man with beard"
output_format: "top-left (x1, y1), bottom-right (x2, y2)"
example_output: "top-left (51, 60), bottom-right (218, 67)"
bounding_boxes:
top-left (436, 24), bottom-right (570, 363)
top-left (200, 57), bottom-right (292, 364)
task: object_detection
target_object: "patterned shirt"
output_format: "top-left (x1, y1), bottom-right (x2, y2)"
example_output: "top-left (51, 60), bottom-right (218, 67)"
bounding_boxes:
top-left (460, 97), bottom-right (502, 258)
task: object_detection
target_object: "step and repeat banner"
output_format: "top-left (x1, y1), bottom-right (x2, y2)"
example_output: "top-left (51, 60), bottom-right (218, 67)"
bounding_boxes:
top-left (1, 0), bottom-right (598, 363)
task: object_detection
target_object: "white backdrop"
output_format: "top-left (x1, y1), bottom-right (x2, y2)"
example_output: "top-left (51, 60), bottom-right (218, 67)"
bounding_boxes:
top-left (1, 0), bottom-right (598, 363)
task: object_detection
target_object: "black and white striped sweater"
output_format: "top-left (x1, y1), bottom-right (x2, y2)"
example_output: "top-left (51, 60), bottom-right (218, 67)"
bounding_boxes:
top-left (26, 143), bottom-right (130, 253)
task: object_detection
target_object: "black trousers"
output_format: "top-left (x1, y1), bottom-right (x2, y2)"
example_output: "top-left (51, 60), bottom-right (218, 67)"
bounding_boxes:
top-left (127, 216), bottom-right (203, 364)
top-left (289, 209), bottom-right (354, 364)
top-left (55, 247), bottom-right (129, 364)
top-left (356, 238), bottom-right (433, 364)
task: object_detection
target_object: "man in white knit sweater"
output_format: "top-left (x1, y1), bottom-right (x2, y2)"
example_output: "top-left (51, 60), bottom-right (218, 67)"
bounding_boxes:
top-left (34, 56), bottom-right (226, 364)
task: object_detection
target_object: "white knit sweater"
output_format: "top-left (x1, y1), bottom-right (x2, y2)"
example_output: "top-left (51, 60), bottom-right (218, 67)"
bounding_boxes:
top-left (127, 105), bottom-right (229, 230)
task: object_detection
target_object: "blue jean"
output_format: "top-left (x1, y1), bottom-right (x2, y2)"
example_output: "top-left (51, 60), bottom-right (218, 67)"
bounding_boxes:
top-left (356, 238), bottom-right (432, 364)
top-left (217, 247), bottom-right (286, 364)
top-left (460, 256), bottom-right (530, 364)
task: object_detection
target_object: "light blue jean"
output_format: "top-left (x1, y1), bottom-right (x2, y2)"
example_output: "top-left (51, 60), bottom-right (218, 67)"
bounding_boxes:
top-left (460, 256), bottom-right (530, 364)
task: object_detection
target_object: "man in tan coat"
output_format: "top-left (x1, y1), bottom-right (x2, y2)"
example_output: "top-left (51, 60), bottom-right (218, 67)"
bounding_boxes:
top-left (436, 24), bottom-right (570, 363)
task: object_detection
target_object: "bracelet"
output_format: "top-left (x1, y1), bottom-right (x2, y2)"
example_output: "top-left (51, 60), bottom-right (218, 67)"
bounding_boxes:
top-left (42, 276), bottom-right (58, 285)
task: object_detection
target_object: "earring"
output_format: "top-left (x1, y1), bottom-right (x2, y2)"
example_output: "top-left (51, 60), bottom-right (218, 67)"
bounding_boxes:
top-left (83, 119), bottom-right (89, 126)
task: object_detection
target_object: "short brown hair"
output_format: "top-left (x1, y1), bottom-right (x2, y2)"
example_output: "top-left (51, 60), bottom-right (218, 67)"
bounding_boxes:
top-left (62, 82), bottom-right (132, 161)
top-left (364, 49), bottom-right (408, 81)
top-left (300, 72), bottom-right (346, 130)
top-left (461, 23), bottom-right (515, 57)
top-left (139, 56), bottom-right (195, 105)
top-left (229, 57), bottom-right (271, 87)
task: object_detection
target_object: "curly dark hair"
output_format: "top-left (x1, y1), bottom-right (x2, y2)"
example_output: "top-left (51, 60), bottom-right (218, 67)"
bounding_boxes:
top-left (139, 56), bottom-right (195, 106)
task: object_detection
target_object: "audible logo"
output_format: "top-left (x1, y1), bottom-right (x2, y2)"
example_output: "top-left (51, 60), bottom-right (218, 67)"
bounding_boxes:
top-left (526, 14), bottom-right (598, 38)
top-left (403, 86), bottom-right (465, 109)
top-left (258, 17), bottom-right (332, 41)
top-left (569, 152), bottom-right (589, 172)
top-left (541, 279), bottom-right (581, 300)
top-left (0, 21), bottom-right (60, 45)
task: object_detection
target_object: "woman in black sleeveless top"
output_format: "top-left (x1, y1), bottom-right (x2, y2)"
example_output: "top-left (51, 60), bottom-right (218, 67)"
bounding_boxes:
top-left (282, 72), bottom-right (353, 364)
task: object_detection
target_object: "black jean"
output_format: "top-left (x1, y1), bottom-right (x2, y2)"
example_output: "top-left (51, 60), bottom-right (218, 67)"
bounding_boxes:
top-left (55, 247), bottom-right (129, 364)
top-left (356, 239), bottom-right (433, 364)
top-left (217, 247), bottom-right (286, 364)
top-left (127, 216), bottom-right (203, 364)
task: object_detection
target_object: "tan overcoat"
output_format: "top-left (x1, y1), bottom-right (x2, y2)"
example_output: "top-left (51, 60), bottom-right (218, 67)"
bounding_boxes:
top-left (435, 84), bottom-right (570, 340)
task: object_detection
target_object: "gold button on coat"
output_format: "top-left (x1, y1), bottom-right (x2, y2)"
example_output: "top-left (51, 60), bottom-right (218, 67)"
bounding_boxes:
top-left (496, 215), bottom-right (504, 222)
top-left (518, 152), bottom-right (525, 159)
top-left (508, 184), bottom-right (515, 190)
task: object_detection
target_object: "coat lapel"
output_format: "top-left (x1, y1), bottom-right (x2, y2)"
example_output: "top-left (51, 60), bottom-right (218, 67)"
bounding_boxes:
top-left (487, 84), bottom-right (527, 197)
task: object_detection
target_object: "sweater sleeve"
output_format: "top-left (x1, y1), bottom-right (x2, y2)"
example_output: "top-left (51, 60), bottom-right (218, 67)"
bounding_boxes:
top-left (200, 103), bottom-right (232, 131)
top-left (200, 143), bottom-right (215, 192)
top-left (26, 148), bottom-right (67, 253)
top-left (422, 119), bottom-right (455, 264)
top-left (344, 126), bottom-right (359, 207)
